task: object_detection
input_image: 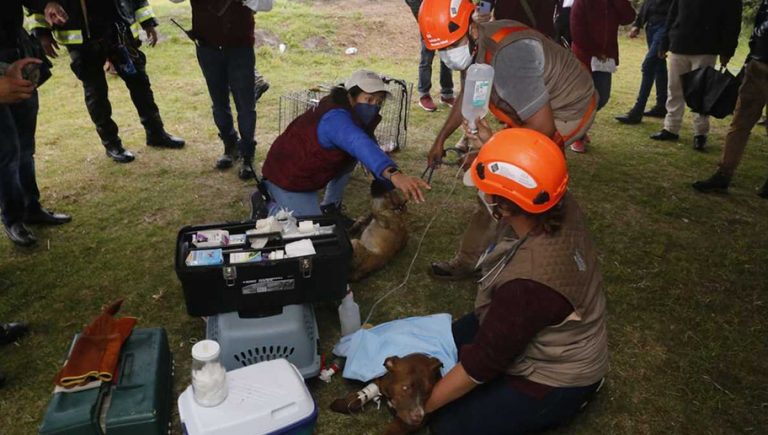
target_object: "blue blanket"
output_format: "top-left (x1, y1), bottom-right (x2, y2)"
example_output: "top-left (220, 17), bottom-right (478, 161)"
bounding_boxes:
top-left (332, 313), bottom-right (458, 382)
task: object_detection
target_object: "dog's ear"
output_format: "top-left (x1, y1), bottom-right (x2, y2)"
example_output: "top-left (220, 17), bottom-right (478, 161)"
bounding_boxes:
top-left (383, 356), bottom-right (400, 372)
top-left (428, 357), bottom-right (443, 373)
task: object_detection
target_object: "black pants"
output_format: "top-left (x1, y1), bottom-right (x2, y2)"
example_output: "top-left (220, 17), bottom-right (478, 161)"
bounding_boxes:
top-left (68, 37), bottom-right (163, 147)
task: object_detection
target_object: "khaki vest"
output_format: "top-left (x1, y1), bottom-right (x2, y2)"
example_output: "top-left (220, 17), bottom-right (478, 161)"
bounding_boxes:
top-left (474, 194), bottom-right (608, 387)
top-left (476, 20), bottom-right (596, 124)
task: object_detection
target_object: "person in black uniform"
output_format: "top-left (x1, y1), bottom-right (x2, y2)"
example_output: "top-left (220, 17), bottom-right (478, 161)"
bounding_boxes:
top-left (0, 0), bottom-right (70, 247)
top-left (28, 0), bottom-right (184, 163)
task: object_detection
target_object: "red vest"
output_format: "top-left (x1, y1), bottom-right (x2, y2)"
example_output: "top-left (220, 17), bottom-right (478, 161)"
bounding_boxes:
top-left (262, 98), bottom-right (358, 192)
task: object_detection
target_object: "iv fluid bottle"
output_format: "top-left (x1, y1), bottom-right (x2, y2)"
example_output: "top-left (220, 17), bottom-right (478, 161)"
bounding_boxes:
top-left (461, 63), bottom-right (495, 133)
top-left (338, 289), bottom-right (361, 336)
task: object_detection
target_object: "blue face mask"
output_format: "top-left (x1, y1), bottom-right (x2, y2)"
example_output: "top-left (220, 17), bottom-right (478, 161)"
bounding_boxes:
top-left (354, 103), bottom-right (381, 126)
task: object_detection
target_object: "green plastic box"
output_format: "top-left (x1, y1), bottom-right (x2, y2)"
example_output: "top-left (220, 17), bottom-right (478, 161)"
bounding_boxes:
top-left (39, 328), bottom-right (174, 435)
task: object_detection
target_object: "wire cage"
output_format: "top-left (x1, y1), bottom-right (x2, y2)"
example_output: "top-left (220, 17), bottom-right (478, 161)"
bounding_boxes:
top-left (278, 78), bottom-right (413, 152)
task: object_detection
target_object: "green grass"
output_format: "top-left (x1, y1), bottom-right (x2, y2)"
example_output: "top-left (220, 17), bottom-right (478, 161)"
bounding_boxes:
top-left (1, 1), bottom-right (767, 433)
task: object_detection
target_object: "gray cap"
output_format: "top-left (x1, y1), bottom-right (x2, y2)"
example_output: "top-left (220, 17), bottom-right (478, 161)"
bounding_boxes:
top-left (344, 70), bottom-right (392, 97)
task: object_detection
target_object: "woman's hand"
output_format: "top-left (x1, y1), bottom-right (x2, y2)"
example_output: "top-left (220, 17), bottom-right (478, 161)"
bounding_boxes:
top-left (390, 172), bottom-right (430, 204)
top-left (424, 363), bottom-right (478, 414)
top-left (462, 117), bottom-right (493, 148)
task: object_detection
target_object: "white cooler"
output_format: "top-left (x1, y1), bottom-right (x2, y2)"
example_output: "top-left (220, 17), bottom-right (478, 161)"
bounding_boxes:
top-left (178, 359), bottom-right (317, 435)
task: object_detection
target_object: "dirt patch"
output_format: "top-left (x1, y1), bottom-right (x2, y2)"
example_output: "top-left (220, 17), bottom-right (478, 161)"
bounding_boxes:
top-left (313, 0), bottom-right (420, 59)
top-left (254, 28), bottom-right (283, 48)
top-left (302, 35), bottom-right (333, 52)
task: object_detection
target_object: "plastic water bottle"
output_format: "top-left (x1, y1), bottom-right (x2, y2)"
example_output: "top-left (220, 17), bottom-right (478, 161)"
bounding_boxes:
top-left (338, 289), bottom-right (361, 336)
top-left (461, 63), bottom-right (495, 133)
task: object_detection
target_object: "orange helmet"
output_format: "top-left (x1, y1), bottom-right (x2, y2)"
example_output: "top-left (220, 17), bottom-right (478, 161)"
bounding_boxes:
top-left (465, 129), bottom-right (569, 214)
top-left (418, 0), bottom-right (474, 50)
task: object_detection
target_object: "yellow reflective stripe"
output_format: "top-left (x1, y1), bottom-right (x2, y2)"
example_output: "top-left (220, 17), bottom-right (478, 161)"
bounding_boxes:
top-left (130, 22), bottom-right (140, 38)
top-left (53, 30), bottom-right (84, 45)
top-left (26, 13), bottom-right (50, 30)
top-left (134, 6), bottom-right (156, 23)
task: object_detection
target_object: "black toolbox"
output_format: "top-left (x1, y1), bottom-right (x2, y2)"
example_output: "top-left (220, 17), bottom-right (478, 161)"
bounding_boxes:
top-left (39, 328), bottom-right (174, 435)
top-left (175, 216), bottom-right (352, 317)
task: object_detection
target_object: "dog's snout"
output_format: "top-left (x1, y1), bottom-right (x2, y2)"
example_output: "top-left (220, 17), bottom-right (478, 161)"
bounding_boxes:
top-left (408, 407), bottom-right (425, 424)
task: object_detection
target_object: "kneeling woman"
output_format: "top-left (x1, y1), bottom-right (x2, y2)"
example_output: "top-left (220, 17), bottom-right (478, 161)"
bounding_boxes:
top-left (427, 129), bottom-right (608, 434)
top-left (261, 70), bottom-right (429, 217)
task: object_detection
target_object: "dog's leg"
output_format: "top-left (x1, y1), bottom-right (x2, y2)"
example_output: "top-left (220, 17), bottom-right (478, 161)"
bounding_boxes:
top-left (350, 239), bottom-right (372, 282)
top-left (348, 213), bottom-right (373, 238)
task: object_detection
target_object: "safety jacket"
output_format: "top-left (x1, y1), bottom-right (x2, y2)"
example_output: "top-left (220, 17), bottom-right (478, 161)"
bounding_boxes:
top-left (476, 20), bottom-right (597, 146)
top-left (26, 0), bottom-right (157, 45)
top-left (474, 193), bottom-right (608, 388)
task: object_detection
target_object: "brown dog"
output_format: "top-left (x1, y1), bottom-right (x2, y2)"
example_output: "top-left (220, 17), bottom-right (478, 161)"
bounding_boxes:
top-left (349, 180), bottom-right (408, 281)
top-left (330, 353), bottom-right (443, 435)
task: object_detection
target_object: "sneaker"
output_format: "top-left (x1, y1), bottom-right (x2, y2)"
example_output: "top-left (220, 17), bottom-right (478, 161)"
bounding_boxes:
top-left (644, 106), bottom-right (667, 118)
top-left (439, 95), bottom-right (456, 107)
top-left (692, 171), bottom-right (730, 194)
top-left (569, 139), bottom-right (587, 153)
top-left (418, 95), bottom-right (437, 112)
top-left (428, 260), bottom-right (476, 281)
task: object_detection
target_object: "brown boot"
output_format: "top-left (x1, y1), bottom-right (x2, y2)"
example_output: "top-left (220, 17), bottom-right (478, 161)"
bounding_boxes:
top-left (428, 259), bottom-right (476, 281)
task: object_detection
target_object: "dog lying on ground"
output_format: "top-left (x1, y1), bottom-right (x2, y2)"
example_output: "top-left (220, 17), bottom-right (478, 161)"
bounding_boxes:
top-left (330, 353), bottom-right (443, 435)
top-left (349, 180), bottom-right (408, 281)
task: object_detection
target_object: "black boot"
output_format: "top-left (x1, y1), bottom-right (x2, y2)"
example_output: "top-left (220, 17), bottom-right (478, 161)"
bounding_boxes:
top-left (615, 108), bottom-right (643, 124)
top-left (216, 141), bottom-right (240, 170)
top-left (238, 156), bottom-right (256, 180)
top-left (644, 105), bottom-right (667, 118)
top-left (147, 131), bottom-right (185, 149)
top-left (105, 141), bottom-right (135, 163)
top-left (692, 171), bottom-right (731, 194)
top-left (693, 135), bottom-right (707, 151)
top-left (758, 178), bottom-right (768, 199)
top-left (320, 203), bottom-right (355, 229)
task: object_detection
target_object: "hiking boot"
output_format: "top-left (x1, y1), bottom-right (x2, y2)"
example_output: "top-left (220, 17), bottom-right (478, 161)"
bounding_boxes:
top-left (216, 142), bottom-right (240, 170)
top-left (440, 95), bottom-right (456, 107)
top-left (615, 109), bottom-right (642, 124)
top-left (692, 171), bottom-right (730, 194)
top-left (693, 135), bottom-right (707, 151)
top-left (238, 157), bottom-right (256, 180)
top-left (428, 260), bottom-right (476, 281)
top-left (758, 178), bottom-right (768, 199)
top-left (644, 106), bottom-right (667, 118)
top-left (320, 203), bottom-right (355, 229)
top-left (418, 95), bottom-right (437, 112)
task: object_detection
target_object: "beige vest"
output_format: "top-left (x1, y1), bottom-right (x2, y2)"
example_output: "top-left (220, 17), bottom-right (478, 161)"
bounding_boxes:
top-left (476, 20), bottom-right (595, 123)
top-left (474, 194), bottom-right (608, 387)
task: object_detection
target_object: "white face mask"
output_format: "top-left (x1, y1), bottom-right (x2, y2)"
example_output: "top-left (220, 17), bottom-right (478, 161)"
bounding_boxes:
top-left (439, 44), bottom-right (473, 71)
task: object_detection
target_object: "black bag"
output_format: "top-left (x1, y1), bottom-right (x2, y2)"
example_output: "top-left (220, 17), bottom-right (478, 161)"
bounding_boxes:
top-left (681, 66), bottom-right (744, 119)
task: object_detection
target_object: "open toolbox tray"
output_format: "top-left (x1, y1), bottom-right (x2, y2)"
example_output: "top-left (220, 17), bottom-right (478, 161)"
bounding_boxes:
top-left (175, 216), bottom-right (352, 317)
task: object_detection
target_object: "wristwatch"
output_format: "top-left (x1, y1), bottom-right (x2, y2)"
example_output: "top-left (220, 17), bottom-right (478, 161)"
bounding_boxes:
top-left (383, 167), bottom-right (400, 181)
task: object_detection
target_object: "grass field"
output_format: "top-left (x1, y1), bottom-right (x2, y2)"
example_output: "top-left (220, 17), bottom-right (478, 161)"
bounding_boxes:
top-left (1, 1), bottom-right (766, 434)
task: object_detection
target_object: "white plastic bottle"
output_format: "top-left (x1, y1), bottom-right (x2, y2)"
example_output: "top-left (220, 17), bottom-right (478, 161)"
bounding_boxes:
top-left (338, 290), bottom-right (361, 336)
top-left (461, 63), bottom-right (495, 133)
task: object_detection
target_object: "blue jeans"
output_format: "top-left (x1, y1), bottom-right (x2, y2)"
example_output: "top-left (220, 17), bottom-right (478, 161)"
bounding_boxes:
top-left (633, 23), bottom-right (668, 113)
top-left (593, 71), bottom-right (612, 111)
top-left (195, 45), bottom-right (256, 158)
top-left (263, 164), bottom-right (355, 217)
top-left (0, 94), bottom-right (41, 226)
top-left (430, 313), bottom-right (603, 434)
top-left (418, 38), bottom-right (454, 97)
